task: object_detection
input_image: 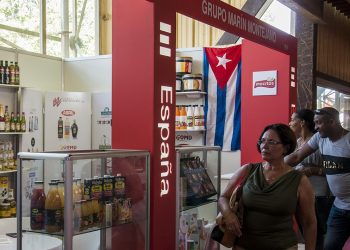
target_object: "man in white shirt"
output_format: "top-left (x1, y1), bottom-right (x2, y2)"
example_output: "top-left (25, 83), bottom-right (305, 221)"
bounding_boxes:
top-left (285, 107), bottom-right (350, 250)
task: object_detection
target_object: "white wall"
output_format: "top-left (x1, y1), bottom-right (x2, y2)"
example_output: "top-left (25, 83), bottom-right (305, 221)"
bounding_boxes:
top-left (63, 55), bottom-right (112, 92)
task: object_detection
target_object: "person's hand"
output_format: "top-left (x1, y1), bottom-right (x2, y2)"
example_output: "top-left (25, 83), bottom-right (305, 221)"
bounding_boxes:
top-left (299, 165), bottom-right (312, 177)
top-left (223, 211), bottom-right (242, 237)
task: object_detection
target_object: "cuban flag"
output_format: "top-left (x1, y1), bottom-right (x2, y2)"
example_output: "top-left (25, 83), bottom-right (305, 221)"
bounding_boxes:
top-left (203, 45), bottom-right (241, 151)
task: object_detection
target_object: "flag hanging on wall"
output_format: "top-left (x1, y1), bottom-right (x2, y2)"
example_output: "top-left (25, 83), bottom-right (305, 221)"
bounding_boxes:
top-left (203, 45), bottom-right (241, 151)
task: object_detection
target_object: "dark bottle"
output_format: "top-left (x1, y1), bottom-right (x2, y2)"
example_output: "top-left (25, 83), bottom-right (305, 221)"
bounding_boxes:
top-left (4, 61), bottom-right (9, 84)
top-left (0, 60), bottom-right (4, 84)
top-left (10, 112), bottom-right (16, 132)
top-left (58, 117), bottom-right (63, 138)
top-left (14, 62), bottom-right (20, 85)
top-left (15, 112), bottom-right (21, 132)
top-left (71, 119), bottom-right (78, 138)
top-left (31, 181), bottom-right (46, 230)
top-left (0, 104), bottom-right (5, 132)
top-left (9, 61), bottom-right (15, 84)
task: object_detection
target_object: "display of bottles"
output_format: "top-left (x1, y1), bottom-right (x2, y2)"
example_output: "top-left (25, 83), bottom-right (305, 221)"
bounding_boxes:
top-left (58, 117), bottom-right (63, 138)
top-left (71, 119), bottom-right (78, 138)
top-left (0, 105), bottom-right (5, 132)
top-left (14, 62), bottom-right (20, 85)
top-left (64, 118), bottom-right (70, 138)
top-left (10, 112), bottom-right (15, 132)
top-left (31, 181), bottom-right (46, 230)
top-left (20, 112), bottom-right (26, 132)
top-left (45, 182), bottom-right (62, 233)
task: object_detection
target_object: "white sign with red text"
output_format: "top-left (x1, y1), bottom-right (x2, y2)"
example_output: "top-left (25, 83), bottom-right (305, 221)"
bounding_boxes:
top-left (252, 70), bottom-right (277, 96)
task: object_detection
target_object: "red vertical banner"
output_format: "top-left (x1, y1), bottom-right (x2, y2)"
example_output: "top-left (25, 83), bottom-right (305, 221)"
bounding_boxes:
top-left (153, 2), bottom-right (177, 250)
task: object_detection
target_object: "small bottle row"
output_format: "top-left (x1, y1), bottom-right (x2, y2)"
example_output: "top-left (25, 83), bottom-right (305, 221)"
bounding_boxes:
top-left (176, 105), bottom-right (205, 131)
top-left (0, 141), bottom-right (16, 171)
top-left (0, 60), bottom-right (20, 85)
top-left (30, 175), bottom-right (132, 233)
top-left (0, 104), bottom-right (26, 133)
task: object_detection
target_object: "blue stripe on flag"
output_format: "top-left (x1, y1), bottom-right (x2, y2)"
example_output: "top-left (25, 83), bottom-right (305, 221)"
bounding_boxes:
top-left (214, 85), bottom-right (226, 147)
top-left (203, 51), bottom-right (209, 135)
top-left (231, 61), bottom-right (241, 150)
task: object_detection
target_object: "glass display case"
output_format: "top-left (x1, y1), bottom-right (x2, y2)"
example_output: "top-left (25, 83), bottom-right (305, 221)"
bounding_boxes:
top-left (17, 150), bottom-right (149, 250)
top-left (176, 146), bottom-right (220, 250)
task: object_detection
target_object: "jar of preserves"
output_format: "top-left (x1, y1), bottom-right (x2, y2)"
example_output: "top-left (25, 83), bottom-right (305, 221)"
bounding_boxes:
top-left (0, 203), bottom-right (11, 218)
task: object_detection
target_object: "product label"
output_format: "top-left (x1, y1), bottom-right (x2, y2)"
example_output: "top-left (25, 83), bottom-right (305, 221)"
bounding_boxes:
top-left (31, 208), bottom-right (44, 229)
top-left (45, 209), bottom-right (62, 230)
top-left (114, 176), bottom-right (126, 198)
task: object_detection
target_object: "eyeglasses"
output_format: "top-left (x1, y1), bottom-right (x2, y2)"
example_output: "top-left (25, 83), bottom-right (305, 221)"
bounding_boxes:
top-left (257, 139), bottom-right (282, 146)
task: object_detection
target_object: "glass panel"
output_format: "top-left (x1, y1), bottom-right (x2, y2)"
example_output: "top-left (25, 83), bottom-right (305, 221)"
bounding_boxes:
top-left (18, 150), bottom-right (149, 250)
top-left (0, 1), bottom-right (40, 53)
top-left (261, 0), bottom-right (293, 35)
top-left (47, 0), bottom-right (62, 57)
top-left (316, 86), bottom-right (350, 130)
top-left (69, 0), bottom-right (96, 58)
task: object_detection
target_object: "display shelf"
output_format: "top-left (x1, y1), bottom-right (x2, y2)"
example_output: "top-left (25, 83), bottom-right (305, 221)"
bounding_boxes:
top-left (180, 198), bottom-right (217, 212)
top-left (24, 221), bottom-right (133, 237)
top-left (176, 128), bottom-right (206, 132)
top-left (176, 91), bottom-right (206, 98)
top-left (0, 170), bottom-right (17, 174)
top-left (0, 84), bottom-right (22, 89)
top-left (0, 132), bottom-right (27, 135)
top-left (17, 150), bottom-right (150, 250)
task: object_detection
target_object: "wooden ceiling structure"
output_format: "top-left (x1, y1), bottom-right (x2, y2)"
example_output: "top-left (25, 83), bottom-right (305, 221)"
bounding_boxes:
top-left (325, 0), bottom-right (350, 18)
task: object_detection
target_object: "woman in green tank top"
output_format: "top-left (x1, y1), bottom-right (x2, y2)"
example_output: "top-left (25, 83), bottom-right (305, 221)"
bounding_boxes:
top-left (218, 124), bottom-right (316, 250)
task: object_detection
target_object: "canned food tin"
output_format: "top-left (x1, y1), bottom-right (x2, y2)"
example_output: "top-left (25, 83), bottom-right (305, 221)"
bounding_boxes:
top-left (176, 57), bottom-right (192, 74)
top-left (182, 74), bottom-right (202, 91)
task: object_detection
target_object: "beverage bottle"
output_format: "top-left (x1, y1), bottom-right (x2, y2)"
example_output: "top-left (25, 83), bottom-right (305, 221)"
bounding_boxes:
top-left (0, 60), bottom-right (4, 84)
top-left (194, 105), bottom-right (201, 130)
top-left (9, 61), bottom-right (15, 84)
top-left (45, 182), bottom-right (62, 233)
top-left (10, 112), bottom-right (16, 132)
top-left (6, 189), bottom-right (16, 216)
top-left (14, 62), bottom-right (20, 85)
top-left (20, 112), bottom-right (26, 132)
top-left (64, 118), bottom-right (70, 138)
top-left (31, 181), bottom-right (46, 230)
top-left (0, 104), bottom-right (5, 132)
top-left (199, 105), bottom-right (205, 129)
top-left (15, 112), bottom-right (21, 132)
top-left (4, 106), bottom-right (10, 132)
top-left (186, 105), bottom-right (194, 129)
top-left (71, 119), bottom-right (78, 138)
top-left (4, 61), bottom-right (9, 84)
top-left (58, 117), bottom-right (63, 138)
top-left (175, 106), bottom-right (181, 130)
top-left (179, 106), bottom-right (187, 130)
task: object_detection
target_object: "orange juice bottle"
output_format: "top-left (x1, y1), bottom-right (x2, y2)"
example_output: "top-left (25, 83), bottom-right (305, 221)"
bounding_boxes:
top-left (180, 106), bottom-right (187, 130)
top-left (175, 106), bottom-right (181, 130)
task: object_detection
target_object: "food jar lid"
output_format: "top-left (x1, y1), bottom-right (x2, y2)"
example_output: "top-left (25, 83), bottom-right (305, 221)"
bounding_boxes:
top-left (182, 74), bottom-right (203, 80)
top-left (176, 56), bottom-right (193, 62)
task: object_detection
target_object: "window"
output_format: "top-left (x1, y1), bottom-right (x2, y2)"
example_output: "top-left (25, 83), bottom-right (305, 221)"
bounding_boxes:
top-left (317, 86), bottom-right (350, 130)
top-left (261, 0), bottom-right (294, 35)
top-left (0, 0), bottom-right (98, 58)
top-left (0, 1), bottom-right (41, 53)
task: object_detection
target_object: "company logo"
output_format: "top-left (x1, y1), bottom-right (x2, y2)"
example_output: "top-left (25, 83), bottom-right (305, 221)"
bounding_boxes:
top-left (60, 145), bottom-right (77, 150)
top-left (176, 134), bottom-right (192, 141)
top-left (101, 107), bottom-right (112, 116)
top-left (254, 78), bottom-right (275, 88)
top-left (61, 110), bottom-right (75, 116)
top-left (53, 97), bottom-right (62, 107)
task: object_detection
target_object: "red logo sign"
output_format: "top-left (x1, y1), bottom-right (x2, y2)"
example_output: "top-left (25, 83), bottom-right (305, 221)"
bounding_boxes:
top-left (61, 110), bottom-right (75, 116)
top-left (254, 79), bottom-right (276, 88)
top-left (53, 97), bottom-right (62, 107)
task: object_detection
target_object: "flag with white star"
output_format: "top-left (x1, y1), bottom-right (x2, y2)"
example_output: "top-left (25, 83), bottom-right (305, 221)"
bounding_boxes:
top-left (203, 45), bottom-right (241, 151)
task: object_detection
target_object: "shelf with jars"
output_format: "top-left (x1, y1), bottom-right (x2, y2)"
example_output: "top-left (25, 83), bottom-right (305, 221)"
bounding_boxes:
top-left (17, 150), bottom-right (150, 250)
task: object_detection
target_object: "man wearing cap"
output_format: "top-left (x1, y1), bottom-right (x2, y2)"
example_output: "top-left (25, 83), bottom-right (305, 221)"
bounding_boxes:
top-left (285, 107), bottom-right (350, 250)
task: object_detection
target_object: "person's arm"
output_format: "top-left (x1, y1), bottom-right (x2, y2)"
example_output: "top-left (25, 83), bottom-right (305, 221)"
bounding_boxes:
top-left (298, 164), bottom-right (325, 177)
top-left (285, 143), bottom-right (316, 167)
top-left (218, 164), bottom-right (250, 237)
top-left (296, 175), bottom-right (317, 250)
